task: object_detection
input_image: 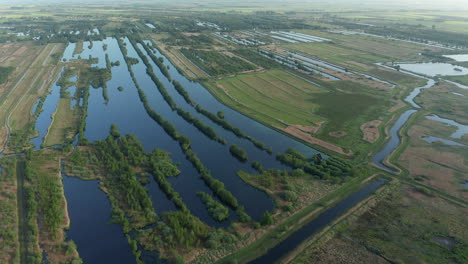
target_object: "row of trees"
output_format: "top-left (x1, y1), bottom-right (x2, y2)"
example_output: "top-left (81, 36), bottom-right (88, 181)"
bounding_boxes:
top-left (94, 131), bottom-right (157, 225)
top-left (36, 164), bottom-right (64, 238)
top-left (172, 80), bottom-right (195, 106)
top-left (129, 37), bottom-right (227, 145)
top-left (117, 37), bottom-right (241, 213)
top-left (195, 105), bottom-right (272, 153)
top-left (229, 144), bottom-right (248, 162)
top-left (137, 40), bottom-right (171, 80)
top-left (21, 160), bottom-right (42, 264)
top-left (149, 149), bottom-right (189, 212)
top-left (276, 148), bottom-right (355, 183)
top-left (133, 37), bottom-right (273, 158)
top-left (197, 191), bottom-right (229, 222)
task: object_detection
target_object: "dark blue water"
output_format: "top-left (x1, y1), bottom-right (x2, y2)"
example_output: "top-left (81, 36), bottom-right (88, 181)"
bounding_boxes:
top-left (30, 67), bottom-right (64, 149)
top-left (249, 179), bottom-right (387, 264)
top-left (126, 38), bottom-right (277, 221)
top-left (32, 37), bottom-right (330, 263)
top-left (83, 37), bottom-right (230, 227)
top-left (62, 173), bottom-right (135, 264)
top-left (145, 41), bottom-right (320, 157)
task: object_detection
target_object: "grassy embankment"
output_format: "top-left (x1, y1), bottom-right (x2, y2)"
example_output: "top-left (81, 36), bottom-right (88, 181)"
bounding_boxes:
top-left (42, 66), bottom-right (83, 147)
top-left (291, 182), bottom-right (468, 264)
top-left (214, 171), bottom-right (383, 264)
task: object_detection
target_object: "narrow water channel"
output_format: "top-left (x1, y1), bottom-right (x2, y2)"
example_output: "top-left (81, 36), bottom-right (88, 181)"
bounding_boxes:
top-left (249, 178), bottom-right (387, 264)
top-left (30, 67), bottom-right (64, 149)
top-left (372, 64), bottom-right (436, 171)
top-left (372, 109), bottom-right (417, 171)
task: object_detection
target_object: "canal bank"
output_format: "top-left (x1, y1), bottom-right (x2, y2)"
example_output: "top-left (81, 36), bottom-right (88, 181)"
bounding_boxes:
top-left (214, 174), bottom-right (387, 264)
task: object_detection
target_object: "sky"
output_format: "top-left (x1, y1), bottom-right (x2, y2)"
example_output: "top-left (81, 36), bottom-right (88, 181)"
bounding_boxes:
top-left (0, 0), bottom-right (467, 11)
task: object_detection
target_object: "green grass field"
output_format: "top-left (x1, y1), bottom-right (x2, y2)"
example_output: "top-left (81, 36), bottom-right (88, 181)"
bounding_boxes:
top-left (284, 30), bottom-right (442, 74)
top-left (43, 98), bottom-right (80, 147)
top-left (206, 69), bottom-right (395, 155)
top-left (285, 42), bottom-right (388, 72)
top-left (210, 69), bottom-right (327, 128)
top-left (311, 88), bottom-right (389, 148)
top-left (445, 75), bottom-right (468, 87)
top-left (339, 11), bottom-right (468, 34)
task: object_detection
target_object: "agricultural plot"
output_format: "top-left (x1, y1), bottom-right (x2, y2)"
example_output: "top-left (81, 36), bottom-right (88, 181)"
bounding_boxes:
top-left (338, 11), bottom-right (468, 34)
top-left (0, 43), bottom-right (64, 153)
top-left (209, 69), bottom-right (326, 129)
top-left (284, 42), bottom-right (388, 71)
top-left (270, 31), bottom-right (330, 43)
top-left (284, 30), bottom-right (442, 72)
top-left (208, 69), bottom-right (392, 154)
top-left (180, 48), bottom-right (257, 76)
top-left (309, 84), bottom-right (390, 151)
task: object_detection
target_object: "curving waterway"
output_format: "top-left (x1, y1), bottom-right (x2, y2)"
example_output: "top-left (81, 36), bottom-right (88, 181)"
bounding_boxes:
top-left (372, 64), bottom-right (436, 171)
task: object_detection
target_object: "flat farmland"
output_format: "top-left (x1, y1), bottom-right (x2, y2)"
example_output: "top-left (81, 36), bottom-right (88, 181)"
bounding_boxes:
top-left (300, 29), bottom-right (437, 59)
top-left (310, 86), bottom-right (390, 151)
top-left (338, 11), bottom-right (468, 34)
top-left (209, 69), bottom-right (327, 129)
top-left (206, 69), bottom-right (392, 155)
top-left (285, 42), bottom-right (386, 72)
top-left (284, 30), bottom-right (440, 72)
top-left (0, 43), bottom-right (64, 152)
